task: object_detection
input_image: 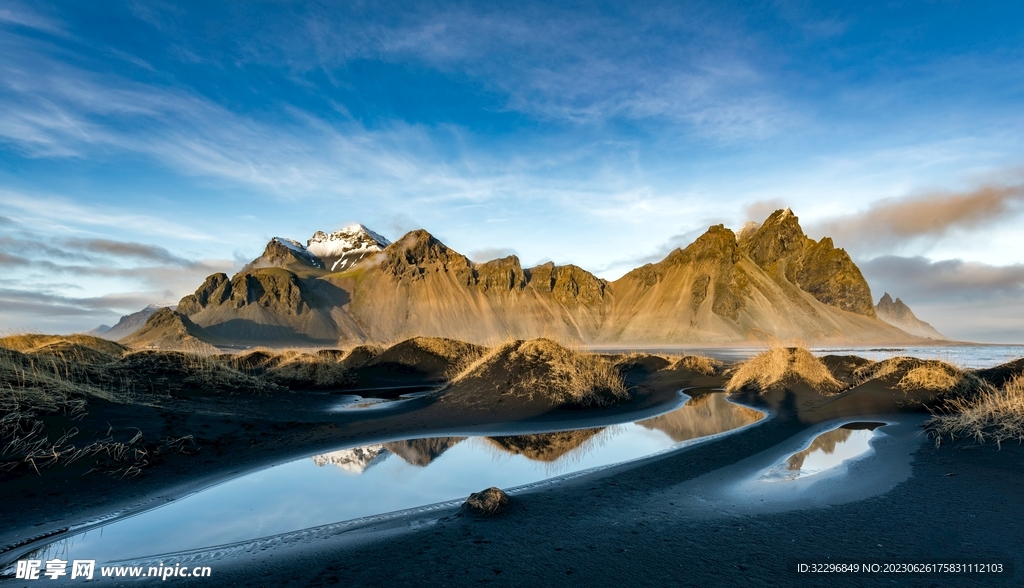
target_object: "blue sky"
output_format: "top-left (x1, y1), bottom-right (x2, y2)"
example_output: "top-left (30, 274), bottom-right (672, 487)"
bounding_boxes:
top-left (2, 0), bottom-right (1024, 342)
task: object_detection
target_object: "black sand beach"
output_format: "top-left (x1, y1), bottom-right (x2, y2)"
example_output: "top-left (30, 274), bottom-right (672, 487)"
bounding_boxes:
top-left (2, 342), bottom-right (1022, 588)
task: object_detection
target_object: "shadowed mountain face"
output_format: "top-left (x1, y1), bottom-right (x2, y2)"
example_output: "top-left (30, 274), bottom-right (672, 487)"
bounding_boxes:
top-left (121, 307), bottom-right (222, 352)
top-left (149, 209), bottom-right (926, 347)
top-left (875, 293), bottom-right (946, 340)
top-left (383, 437), bottom-right (466, 467)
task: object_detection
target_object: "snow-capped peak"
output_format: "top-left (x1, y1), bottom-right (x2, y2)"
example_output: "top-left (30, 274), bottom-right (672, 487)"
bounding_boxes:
top-left (263, 237), bottom-right (325, 269)
top-left (311, 445), bottom-right (390, 474)
top-left (272, 236), bottom-right (308, 253)
top-left (306, 224), bottom-right (390, 272)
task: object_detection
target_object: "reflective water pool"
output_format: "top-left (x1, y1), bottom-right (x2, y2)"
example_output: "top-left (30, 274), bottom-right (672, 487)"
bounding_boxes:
top-left (17, 394), bottom-right (762, 564)
top-left (762, 422), bottom-right (886, 482)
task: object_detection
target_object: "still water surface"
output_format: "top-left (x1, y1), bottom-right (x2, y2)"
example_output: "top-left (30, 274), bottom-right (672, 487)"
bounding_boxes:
top-left (24, 394), bottom-right (762, 564)
top-left (762, 422), bottom-right (886, 482)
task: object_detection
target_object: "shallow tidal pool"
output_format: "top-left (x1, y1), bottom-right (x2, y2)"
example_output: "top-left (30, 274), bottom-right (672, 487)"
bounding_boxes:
top-left (762, 422), bottom-right (886, 482)
top-left (17, 394), bottom-right (762, 564)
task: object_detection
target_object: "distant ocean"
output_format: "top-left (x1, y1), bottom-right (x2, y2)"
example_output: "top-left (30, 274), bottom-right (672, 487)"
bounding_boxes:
top-left (809, 345), bottom-right (1024, 369)
top-left (603, 345), bottom-right (1024, 369)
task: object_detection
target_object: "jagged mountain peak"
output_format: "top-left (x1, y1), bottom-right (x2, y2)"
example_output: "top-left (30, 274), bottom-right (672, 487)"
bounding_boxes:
top-left (876, 293), bottom-right (946, 340)
top-left (309, 224), bottom-right (389, 246)
top-left (157, 208), bottom-right (929, 349)
top-left (742, 208), bottom-right (808, 268)
top-left (244, 237), bottom-right (325, 271)
top-left (391, 229), bottom-right (461, 261)
top-left (307, 224), bottom-right (391, 272)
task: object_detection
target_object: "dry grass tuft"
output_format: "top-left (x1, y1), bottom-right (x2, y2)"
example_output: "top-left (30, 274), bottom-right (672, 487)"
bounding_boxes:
top-left (672, 354), bottom-right (723, 376)
top-left (725, 346), bottom-right (841, 394)
top-left (0, 346), bottom-right (196, 475)
top-left (927, 374), bottom-right (1024, 447)
top-left (854, 356), bottom-right (985, 396)
top-left (263, 351), bottom-right (357, 389)
top-left (898, 365), bottom-right (960, 391)
top-left (448, 339), bottom-right (629, 407)
top-left (0, 333), bottom-right (128, 358)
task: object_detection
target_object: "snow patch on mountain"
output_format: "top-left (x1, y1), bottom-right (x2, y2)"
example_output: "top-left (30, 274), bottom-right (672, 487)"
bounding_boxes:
top-left (312, 445), bottom-right (390, 474)
top-left (254, 237), bottom-right (325, 269)
top-left (306, 224), bottom-right (391, 272)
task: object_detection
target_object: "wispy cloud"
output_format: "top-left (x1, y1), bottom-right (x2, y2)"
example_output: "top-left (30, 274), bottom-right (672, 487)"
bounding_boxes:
top-left (859, 255), bottom-right (1024, 343)
top-left (808, 182), bottom-right (1024, 255)
top-left (0, 227), bottom-right (237, 332)
top-left (289, 5), bottom-right (797, 139)
top-left (0, 191), bottom-right (216, 241)
top-left (62, 238), bottom-right (192, 266)
top-left (0, 35), bottom-right (558, 206)
top-left (860, 255), bottom-right (1024, 302)
top-left (0, 2), bottom-right (65, 35)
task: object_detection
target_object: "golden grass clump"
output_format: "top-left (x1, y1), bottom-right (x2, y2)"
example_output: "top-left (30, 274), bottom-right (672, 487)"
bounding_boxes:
top-left (672, 354), bottom-right (723, 376)
top-left (898, 365), bottom-right (959, 391)
top-left (0, 333), bottom-right (128, 357)
top-left (854, 356), bottom-right (984, 397)
top-left (448, 339), bottom-right (629, 407)
top-left (264, 351), bottom-right (357, 389)
top-left (725, 346), bottom-right (842, 394)
top-left (928, 374), bottom-right (1024, 447)
top-left (367, 337), bottom-right (486, 382)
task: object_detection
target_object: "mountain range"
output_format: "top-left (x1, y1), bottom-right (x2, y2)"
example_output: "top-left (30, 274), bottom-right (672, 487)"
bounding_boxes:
top-left (121, 213), bottom-right (944, 349)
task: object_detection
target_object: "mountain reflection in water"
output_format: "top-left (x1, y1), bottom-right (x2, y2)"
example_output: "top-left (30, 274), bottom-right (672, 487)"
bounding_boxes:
top-left (312, 393), bottom-right (764, 474)
top-left (764, 422), bottom-right (886, 481)
top-left (637, 393), bottom-right (765, 442)
top-left (18, 394), bottom-right (763, 566)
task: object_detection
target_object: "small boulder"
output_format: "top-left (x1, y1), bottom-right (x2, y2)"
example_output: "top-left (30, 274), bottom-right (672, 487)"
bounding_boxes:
top-left (464, 487), bottom-right (509, 516)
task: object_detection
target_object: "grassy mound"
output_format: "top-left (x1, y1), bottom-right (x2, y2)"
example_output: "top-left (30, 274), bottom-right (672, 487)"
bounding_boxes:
top-left (725, 346), bottom-right (841, 394)
top-left (103, 351), bottom-right (284, 397)
top-left (262, 351), bottom-right (357, 389)
top-left (818, 355), bottom-right (875, 387)
top-left (853, 357), bottom-right (984, 395)
top-left (928, 374), bottom-right (1024, 446)
top-left (446, 339), bottom-right (629, 407)
top-left (361, 337), bottom-right (485, 383)
top-left (973, 358), bottom-right (1024, 388)
top-left (0, 334), bottom-right (128, 359)
top-left (0, 347), bottom-right (201, 476)
top-left (671, 354), bottom-right (723, 376)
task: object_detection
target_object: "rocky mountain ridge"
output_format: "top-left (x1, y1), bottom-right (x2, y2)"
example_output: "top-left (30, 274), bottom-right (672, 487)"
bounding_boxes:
top-left (127, 209), bottom-right (935, 347)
